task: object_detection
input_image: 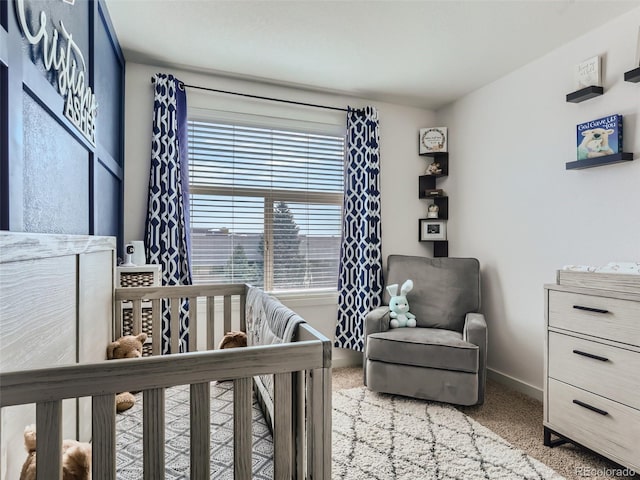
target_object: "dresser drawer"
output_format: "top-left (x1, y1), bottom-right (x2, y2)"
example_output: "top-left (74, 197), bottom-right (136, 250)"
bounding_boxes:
top-left (548, 290), bottom-right (640, 346)
top-left (548, 332), bottom-right (640, 410)
top-left (547, 379), bottom-right (640, 471)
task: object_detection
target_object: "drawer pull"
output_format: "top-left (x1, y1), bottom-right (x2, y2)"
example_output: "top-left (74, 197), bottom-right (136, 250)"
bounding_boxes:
top-left (573, 399), bottom-right (608, 416)
top-left (572, 349), bottom-right (609, 362)
top-left (572, 305), bottom-right (609, 314)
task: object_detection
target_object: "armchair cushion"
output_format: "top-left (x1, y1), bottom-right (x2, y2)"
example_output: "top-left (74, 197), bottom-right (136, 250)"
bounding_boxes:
top-left (367, 328), bottom-right (478, 373)
top-left (384, 256), bottom-right (480, 332)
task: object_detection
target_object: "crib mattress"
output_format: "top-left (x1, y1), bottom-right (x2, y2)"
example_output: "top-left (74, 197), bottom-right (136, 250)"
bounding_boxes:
top-left (115, 381), bottom-right (274, 479)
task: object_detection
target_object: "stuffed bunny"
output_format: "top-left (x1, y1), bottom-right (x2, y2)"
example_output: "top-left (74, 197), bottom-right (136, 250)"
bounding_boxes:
top-left (387, 279), bottom-right (416, 328)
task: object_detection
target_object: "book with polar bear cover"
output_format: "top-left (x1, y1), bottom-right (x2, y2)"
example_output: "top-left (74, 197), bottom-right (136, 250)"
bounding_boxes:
top-left (576, 114), bottom-right (622, 161)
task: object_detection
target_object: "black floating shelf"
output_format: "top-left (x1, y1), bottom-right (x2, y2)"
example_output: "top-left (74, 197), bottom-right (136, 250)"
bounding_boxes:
top-left (565, 152), bottom-right (634, 170)
top-left (419, 151), bottom-right (449, 158)
top-left (566, 86), bottom-right (604, 103)
top-left (624, 66), bottom-right (640, 83)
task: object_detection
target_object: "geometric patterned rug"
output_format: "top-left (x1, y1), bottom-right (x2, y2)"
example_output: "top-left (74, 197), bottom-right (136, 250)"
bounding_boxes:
top-left (115, 381), bottom-right (273, 479)
top-left (333, 387), bottom-right (566, 480)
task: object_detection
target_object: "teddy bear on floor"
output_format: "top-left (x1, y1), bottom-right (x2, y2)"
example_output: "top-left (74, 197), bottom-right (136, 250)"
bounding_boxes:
top-left (106, 332), bottom-right (147, 412)
top-left (20, 425), bottom-right (91, 480)
top-left (387, 279), bottom-right (417, 328)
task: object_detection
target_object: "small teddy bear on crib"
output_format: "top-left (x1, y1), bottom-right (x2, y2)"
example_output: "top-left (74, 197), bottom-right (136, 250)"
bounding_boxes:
top-left (20, 425), bottom-right (91, 480)
top-left (387, 279), bottom-right (417, 328)
top-left (106, 332), bottom-right (147, 412)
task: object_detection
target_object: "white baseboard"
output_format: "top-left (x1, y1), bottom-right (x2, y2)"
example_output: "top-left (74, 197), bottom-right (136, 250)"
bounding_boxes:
top-left (487, 368), bottom-right (543, 402)
top-left (332, 348), bottom-right (363, 369)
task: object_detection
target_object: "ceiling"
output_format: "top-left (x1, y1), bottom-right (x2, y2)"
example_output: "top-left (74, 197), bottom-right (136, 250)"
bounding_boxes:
top-left (104, 0), bottom-right (639, 110)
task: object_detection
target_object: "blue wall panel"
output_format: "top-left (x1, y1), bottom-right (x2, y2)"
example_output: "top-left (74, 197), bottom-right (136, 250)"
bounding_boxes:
top-left (94, 159), bottom-right (120, 236)
top-left (23, 90), bottom-right (89, 234)
top-left (3, 0), bottom-right (124, 248)
top-left (95, 8), bottom-right (122, 163)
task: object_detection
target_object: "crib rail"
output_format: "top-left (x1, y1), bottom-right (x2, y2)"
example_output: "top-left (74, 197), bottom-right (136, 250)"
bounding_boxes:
top-left (114, 283), bottom-right (247, 354)
top-left (0, 338), bottom-right (330, 479)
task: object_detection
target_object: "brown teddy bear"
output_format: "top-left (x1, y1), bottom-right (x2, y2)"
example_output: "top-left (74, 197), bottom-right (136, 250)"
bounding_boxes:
top-left (106, 333), bottom-right (147, 412)
top-left (20, 425), bottom-right (91, 480)
top-left (218, 330), bottom-right (247, 349)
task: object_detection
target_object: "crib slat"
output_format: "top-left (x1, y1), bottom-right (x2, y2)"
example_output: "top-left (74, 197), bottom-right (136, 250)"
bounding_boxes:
top-left (143, 388), bottom-right (165, 480)
top-left (206, 296), bottom-right (215, 350)
top-left (115, 300), bottom-right (123, 339)
top-left (223, 295), bottom-right (232, 334)
top-left (151, 299), bottom-right (161, 355)
top-left (307, 368), bottom-right (332, 480)
top-left (190, 383), bottom-right (210, 479)
top-left (188, 296), bottom-right (197, 352)
top-left (170, 298), bottom-right (180, 354)
top-left (273, 373), bottom-right (293, 480)
top-left (239, 293), bottom-right (246, 332)
top-left (36, 400), bottom-right (62, 480)
top-left (295, 370), bottom-right (306, 480)
top-left (234, 377), bottom-right (252, 480)
top-left (133, 299), bottom-right (143, 334)
top-left (92, 394), bottom-right (116, 480)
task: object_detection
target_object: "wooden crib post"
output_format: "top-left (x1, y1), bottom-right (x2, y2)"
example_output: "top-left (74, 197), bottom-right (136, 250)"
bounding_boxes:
top-left (143, 388), bottom-right (165, 480)
top-left (35, 401), bottom-right (62, 480)
top-left (170, 298), bottom-right (180, 354)
top-left (307, 367), bottom-right (332, 480)
top-left (92, 394), bottom-right (116, 480)
top-left (223, 295), bottom-right (232, 334)
top-left (273, 372), bottom-right (293, 479)
top-left (190, 382), bottom-right (210, 479)
top-left (234, 377), bottom-right (252, 480)
top-left (206, 296), bottom-right (216, 350)
top-left (188, 296), bottom-right (197, 352)
top-left (151, 298), bottom-right (161, 355)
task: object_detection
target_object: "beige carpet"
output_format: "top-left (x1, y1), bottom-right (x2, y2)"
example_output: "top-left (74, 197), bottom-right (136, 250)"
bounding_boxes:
top-left (333, 367), bottom-right (638, 480)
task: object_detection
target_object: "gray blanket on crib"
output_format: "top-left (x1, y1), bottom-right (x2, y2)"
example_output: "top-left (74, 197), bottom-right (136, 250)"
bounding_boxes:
top-left (245, 286), bottom-right (306, 429)
top-left (245, 286), bottom-right (305, 346)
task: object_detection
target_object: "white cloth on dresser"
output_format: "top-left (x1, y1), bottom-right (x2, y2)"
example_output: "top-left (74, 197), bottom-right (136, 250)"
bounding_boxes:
top-left (562, 262), bottom-right (640, 275)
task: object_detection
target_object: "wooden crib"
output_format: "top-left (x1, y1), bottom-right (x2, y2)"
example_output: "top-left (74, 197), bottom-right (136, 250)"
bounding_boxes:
top-left (0, 232), bottom-right (331, 480)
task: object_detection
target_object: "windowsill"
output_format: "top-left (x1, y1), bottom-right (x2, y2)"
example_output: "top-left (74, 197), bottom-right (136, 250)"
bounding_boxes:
top-left (270, 289), bottom-right (338, 307)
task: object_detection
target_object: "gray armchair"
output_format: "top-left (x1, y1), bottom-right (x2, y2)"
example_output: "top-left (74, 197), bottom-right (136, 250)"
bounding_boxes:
top-left (364, 255), bottom-right (487, 405)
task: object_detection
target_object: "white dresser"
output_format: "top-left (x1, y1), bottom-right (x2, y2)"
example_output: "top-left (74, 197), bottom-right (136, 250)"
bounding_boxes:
top-left (544, 271), bottom-right (640, 472)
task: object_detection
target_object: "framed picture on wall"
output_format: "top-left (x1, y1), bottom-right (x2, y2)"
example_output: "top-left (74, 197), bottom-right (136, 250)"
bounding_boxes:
top-left (419, 219), bottom-right (447, 241)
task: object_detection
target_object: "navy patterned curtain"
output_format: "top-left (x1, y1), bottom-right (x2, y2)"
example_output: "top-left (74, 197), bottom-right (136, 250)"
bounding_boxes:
top-left (334, 106), bottom-right (383, 351)
top-left (145, 73), bottom-right (192, 354)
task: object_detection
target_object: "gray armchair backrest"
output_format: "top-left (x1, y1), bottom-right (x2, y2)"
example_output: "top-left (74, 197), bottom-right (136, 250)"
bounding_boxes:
top-left (383, 256), bottom-right (480, 332)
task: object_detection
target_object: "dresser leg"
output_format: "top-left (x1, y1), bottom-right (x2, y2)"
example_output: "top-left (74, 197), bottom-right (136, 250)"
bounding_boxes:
top-left (544, 427), bottom-right (568, 448)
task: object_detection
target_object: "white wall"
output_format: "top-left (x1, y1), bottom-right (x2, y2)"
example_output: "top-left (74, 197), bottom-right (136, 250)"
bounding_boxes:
top-left (123, 62), bottom-right (436, 366)
top-left (437, 8), bottom-right (640, 394)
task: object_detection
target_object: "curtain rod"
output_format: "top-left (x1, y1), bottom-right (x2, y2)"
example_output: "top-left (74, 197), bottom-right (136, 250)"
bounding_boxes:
top-left (151, 76), bottom-right (354, 112)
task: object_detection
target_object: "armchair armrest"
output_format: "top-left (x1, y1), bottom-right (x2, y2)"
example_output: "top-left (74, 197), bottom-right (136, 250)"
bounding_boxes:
top-left (363, 306), bottom-right (390, 386)
top-left (463, 313), bottom-right (486, 347)
top-left (463, 312), bottom-right (487, 404)
top-left (365, 306), bottom-right (391, 338)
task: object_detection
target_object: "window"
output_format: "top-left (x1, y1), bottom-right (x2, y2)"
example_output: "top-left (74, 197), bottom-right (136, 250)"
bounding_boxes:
top-left (188, 117), bottom-right (345, 292)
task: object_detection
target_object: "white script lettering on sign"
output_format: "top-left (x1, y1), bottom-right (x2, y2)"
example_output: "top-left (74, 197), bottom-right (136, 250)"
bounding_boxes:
top-left (15, 0), bottom-right (97, 145)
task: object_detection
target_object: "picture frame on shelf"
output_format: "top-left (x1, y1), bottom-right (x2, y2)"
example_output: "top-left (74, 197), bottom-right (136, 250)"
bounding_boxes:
top-left (419, 219), bottom-right (447, 241)
top-left (574, 55), bottom-right (601, 89)
top-left (419, 127), bottom-right (448, 154)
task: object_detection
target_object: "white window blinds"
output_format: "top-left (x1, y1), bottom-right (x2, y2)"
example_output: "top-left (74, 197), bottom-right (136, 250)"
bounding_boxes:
top-left (188, 119), bottom-right (345, 292)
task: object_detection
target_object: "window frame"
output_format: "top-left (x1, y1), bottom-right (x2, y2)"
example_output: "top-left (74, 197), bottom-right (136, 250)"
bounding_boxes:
top-left (187, 108), bottom-right (346, 293)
